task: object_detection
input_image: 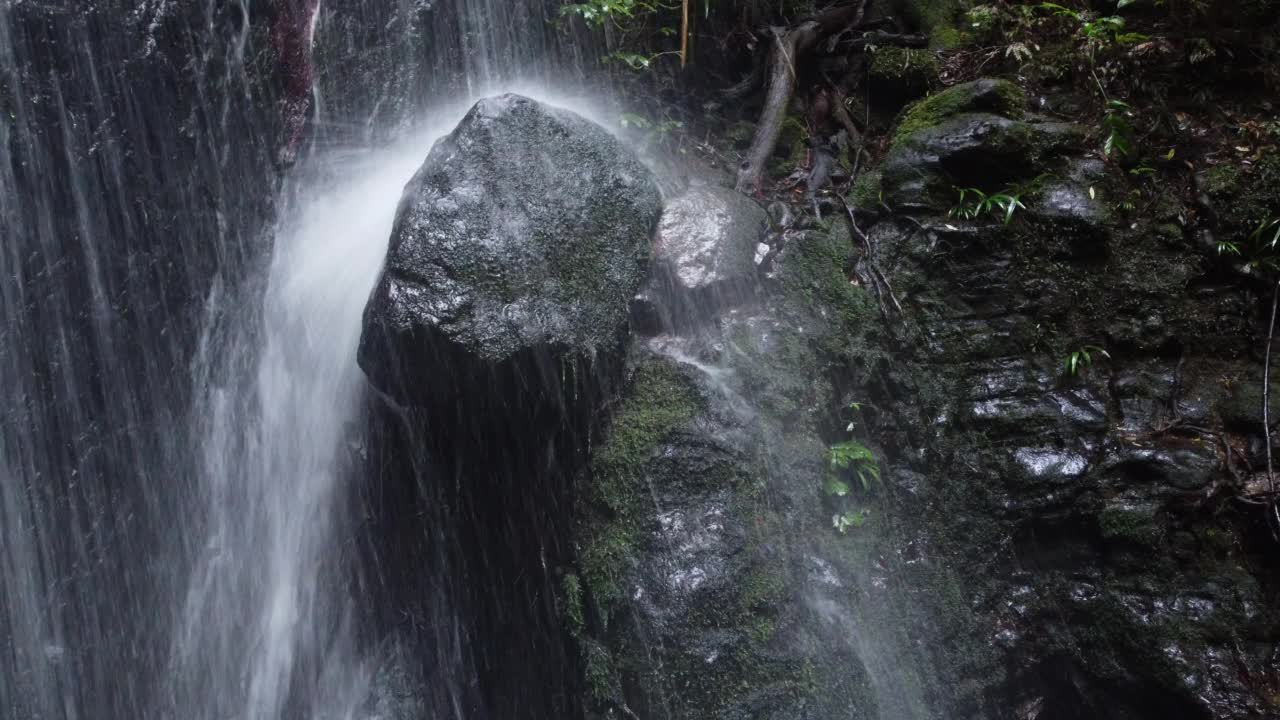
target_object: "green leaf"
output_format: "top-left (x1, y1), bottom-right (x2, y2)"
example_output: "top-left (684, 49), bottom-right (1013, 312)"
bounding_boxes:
top-left (825, 477), bottom-right (851, 497)
top-left (619, 112), bottom-right (651, 129)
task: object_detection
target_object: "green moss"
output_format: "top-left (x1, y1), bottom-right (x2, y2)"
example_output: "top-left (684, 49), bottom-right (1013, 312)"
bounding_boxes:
top-left (891, 78), bottom-right (1027, 148)
top-left (582, 639), bottom-right (618, 706)
top-left (1099, 505), bottom-right (1162, 547)
top-left (592, 361), bottom-right (699, 513)
top-left (563, 573), bottom-right (585, 638)
top-left (770, 115), bottom-right (809, 177)
top-left (778, 229), bottom-right (877, 357)
top-left (895, 0), bottom-right (967, 49)
top-left (1203, 148), bottom-right (1280, 239)
top-left (582, 359), bottom-right (700, 623)
top-left (869, 47), bottom-right (941, 96)
top-left (849, 170), bottom-right (883, 210)
top-left (931, 25), bottom-right (966, 50)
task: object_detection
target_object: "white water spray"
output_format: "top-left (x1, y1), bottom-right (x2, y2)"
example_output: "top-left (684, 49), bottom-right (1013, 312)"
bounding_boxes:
top-left (172, 121), bottom-right (453, 719)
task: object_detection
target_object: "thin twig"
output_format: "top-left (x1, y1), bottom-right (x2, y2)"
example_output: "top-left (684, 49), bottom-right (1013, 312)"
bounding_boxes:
top-left (836, 195), bottom-right (903, 316)
top-left (1264, 279), bottom-right (1280, 539)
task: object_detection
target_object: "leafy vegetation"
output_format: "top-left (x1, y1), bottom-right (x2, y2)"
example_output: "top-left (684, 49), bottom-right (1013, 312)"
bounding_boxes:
top-left (1217, 217), bottom-right (1280, 273)
top-left (949, 186), bottom-right (1026, 224)
top-left (1101, 99), bottom-right (1135, 160)
top-left (825, 403), bottom-right (879, 534)
top-left (1063, 344), bottom-right (1110, 377)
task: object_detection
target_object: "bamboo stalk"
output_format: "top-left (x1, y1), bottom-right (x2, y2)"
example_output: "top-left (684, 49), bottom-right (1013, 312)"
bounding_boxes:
top-left (681, 0), bottom-right (690, 67)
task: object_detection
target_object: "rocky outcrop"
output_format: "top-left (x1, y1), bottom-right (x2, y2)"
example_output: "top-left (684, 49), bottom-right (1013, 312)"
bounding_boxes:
top-left (881, 79), bottom-right (1084, 210)
top-left (859, 77), bottom-right (1280, 719)
top-left (571, 168), bottom-right (941, 718)
top-left (358, 93), bottom-right (662, 409)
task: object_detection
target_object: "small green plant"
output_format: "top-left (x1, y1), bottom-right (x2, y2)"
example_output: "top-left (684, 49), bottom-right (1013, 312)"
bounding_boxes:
top-left (825, 403), bottom-right (880, 534)
top-left (618, 111), bottom-right (684, 150)
top-left (1064, 344), bottom-right (1110, 376)
top-left (1102, 100), bottom-right (1136, 159)
top-left (1217, 217), bottom-right (1280, 273)
top-left (560, 0), bottom-right (655, 27)
top-left (828, 440), bottom-right (880, 492)
top-left (832, 509), bottom-right (869, 533)
top-left (1038, 3), bottom-right (1147, 51)
top-left (949, 187), bottom-right (1027, 224)
top-left (606, 50), bottom-right (683, 70)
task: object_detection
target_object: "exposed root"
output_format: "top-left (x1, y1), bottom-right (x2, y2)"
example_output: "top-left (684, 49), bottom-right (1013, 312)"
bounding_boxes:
top-left (836, 194), bottom-right (902, 318)
top-left (1264, 280), bottom-right (1280, 540)
top-left (734, 1), bottom-right (867, 194)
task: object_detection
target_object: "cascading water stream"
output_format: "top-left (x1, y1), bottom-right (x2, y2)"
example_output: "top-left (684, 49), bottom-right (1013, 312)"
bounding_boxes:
top-left (170, 127), bottom-right (447, 718)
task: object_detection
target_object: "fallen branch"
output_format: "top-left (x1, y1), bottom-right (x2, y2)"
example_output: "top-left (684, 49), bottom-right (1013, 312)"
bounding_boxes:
top-left (735, 1), bottom-right (867, 194)
top-left (826, 30), bottom-right (928, 55)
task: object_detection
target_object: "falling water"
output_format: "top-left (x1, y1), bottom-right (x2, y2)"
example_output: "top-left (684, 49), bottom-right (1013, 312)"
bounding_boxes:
top-left (169, 126), bottom-right (450, 719)
top-left (1, 1), bottom-right (595, 718)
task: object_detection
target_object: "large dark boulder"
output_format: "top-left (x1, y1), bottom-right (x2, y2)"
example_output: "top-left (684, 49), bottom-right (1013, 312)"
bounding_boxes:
top-left (358, 93), bottom-right (662, 409)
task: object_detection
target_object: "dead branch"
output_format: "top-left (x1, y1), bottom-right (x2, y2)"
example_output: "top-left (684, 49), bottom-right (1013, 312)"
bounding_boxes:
top-left (828, 83), bottom-right (865, 151)
top-left (735, 1), bottom-right (867, 194)
top-left (826, 30), bottom-right (928, 55)
top-left (721, 46), bottom-right (768, 101)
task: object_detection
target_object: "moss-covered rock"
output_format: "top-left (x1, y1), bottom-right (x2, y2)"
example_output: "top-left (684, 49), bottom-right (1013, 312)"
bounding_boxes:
top-left (573, 219), bottom-right (929, 718)
top-left (358, 94), bottom-right (661, 408)
top-left (1200, 148), bottom-right (1280, 243)
top-left (858, 98), bottom-right (1280, 717)
top-left (849, 169), bottom-right (883, 210)
top-left (891, 78), bottom-right (1026, 149)
top-left (868, 47), bottom-right (941, 101)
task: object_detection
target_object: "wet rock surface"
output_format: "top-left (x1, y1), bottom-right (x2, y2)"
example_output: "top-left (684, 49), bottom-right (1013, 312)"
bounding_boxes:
top-left (573, 193), bottom-right (938, 717)
top-left (653, 182), bottom-right (767, 303)
top-left (860, 76), bottom-right (1280, 719)
top-left (882, 79), bottom-right (1084, 210)
top-left (358, 93), bottom-right (662, 406)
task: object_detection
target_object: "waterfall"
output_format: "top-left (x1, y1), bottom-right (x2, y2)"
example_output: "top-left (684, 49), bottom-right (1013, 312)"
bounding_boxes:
top-left (168, 126), bottom-right (448, 719)
top-left (1, 2), bottom-right (594, 718)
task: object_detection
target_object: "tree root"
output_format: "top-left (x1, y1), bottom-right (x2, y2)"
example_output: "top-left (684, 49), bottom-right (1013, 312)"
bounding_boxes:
top-left (836, 194), bottom-right (902, 318)
top-left (734, 1), bottom-right (867, 194)
top-left (1263, 280), bottom-right (1280, 540)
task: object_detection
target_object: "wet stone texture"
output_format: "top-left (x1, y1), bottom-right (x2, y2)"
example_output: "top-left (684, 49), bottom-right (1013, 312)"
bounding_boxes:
top-left (860, 77), bottom-right (1280, 719)
top-left (572, 163), bottom-right (943, 718)
top-left (358, 93), bottom-right (662, 410)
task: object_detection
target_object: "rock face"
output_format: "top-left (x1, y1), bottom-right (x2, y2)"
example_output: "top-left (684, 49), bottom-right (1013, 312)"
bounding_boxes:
top-left (881, 78), bottom-right (1083, 210)
top-left (572, 167), bottom-right (938, 718)
top-left (634, 181), bottom-right (769, 331)
top-left (358, 94), bottom-right (662, 406)
top-left (859, 77), bottom-right (1280, 719)
top-left (654, 182), bottom-right (766, 300)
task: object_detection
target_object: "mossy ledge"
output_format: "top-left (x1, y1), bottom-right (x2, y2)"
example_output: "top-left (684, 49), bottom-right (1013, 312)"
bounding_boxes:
top-left (891, 78), bottom-right (1026, 148)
